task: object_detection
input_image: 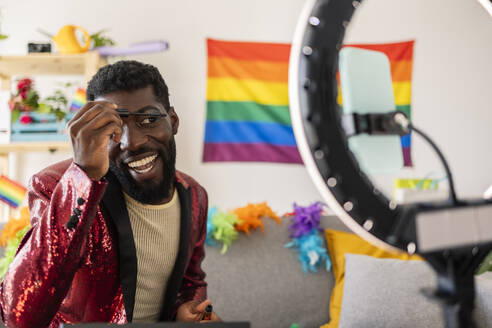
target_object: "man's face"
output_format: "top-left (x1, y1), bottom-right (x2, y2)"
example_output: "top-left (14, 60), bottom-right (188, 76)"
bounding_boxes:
top-left (99, 85), bottom-right (179, 204)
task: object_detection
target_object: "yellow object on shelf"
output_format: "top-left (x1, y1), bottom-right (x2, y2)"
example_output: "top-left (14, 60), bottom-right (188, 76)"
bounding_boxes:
top-left (52, 25), bottom-right (91, 54)
top-left (394, 178), bottom-right (437, 190)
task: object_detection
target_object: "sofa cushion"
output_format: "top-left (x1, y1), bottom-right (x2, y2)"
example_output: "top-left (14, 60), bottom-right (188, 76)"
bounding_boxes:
top-left (321, 229), bottom-right (422, 328)
top-left (339, 254), bottom-right (492, 328)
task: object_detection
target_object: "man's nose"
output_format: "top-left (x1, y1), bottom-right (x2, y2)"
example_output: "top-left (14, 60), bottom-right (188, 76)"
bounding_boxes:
top-left (119, 124), bottom-right (147, 151)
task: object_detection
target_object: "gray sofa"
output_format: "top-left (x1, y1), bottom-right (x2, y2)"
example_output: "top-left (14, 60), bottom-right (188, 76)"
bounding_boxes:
top-left (203, 215), bottom-right (492, 328)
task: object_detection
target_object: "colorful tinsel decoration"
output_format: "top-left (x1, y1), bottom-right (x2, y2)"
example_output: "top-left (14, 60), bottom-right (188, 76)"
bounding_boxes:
top-left (0, 206), bottom-right (30, 247)
top-left (206, 202), bottom-right (280, 253)
top-left (233, 202), bottom-right (280, 235)
top-left (206, 206), bottom-right (218, 247)
top-left (285, 202), bottom-right (331, 273)
top-left (0, 207), bottom-right (31, 279)
top-left (207, 207), bottom-right (240, 254)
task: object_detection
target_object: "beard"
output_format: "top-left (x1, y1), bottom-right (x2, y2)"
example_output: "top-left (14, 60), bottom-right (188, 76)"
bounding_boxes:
top-left (109, 139), bottom-right (176, 204)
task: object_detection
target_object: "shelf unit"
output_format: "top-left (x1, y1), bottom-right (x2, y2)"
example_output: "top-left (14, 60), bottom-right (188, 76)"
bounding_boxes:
top-left (0, 52), bottom-right (106, 221)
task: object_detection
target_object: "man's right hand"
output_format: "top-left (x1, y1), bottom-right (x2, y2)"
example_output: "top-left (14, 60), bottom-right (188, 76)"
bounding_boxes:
top-left (68, 101), bottom-right (123, 181)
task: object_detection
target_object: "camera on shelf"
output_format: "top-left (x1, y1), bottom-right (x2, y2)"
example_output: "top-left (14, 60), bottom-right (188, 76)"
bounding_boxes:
top-left (27, 42), bottom-right (51, 53)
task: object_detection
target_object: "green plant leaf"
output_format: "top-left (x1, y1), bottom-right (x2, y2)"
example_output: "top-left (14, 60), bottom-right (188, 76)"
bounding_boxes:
top-left (11, 109), bottom-right (20, 123)
top-left (54, 109), bottom-right (66, 121)
top-left (90, 29), bottom-right (116, 48)
top-left (24, 89), bottom-right (40, 108)
top-left (37, 103), bottom-right (52, 114)
top-left (41, 89), bottom-right (69, 113)
top-left (0, 34), bottom-right (8, 40)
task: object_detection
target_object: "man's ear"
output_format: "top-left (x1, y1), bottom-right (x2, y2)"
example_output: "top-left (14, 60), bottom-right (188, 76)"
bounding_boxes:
top-left (169, 106), bottom-right (179, 135)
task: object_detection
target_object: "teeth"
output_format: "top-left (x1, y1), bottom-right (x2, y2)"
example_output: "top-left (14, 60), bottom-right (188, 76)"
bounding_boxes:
top-left (128, 154), bottom-right (157, 168)
top-left (133, 166), bottom-right (153, 174)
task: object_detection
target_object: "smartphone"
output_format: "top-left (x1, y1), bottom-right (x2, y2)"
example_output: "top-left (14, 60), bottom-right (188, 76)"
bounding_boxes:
top-left (338, 47), bottom-right (403, 173)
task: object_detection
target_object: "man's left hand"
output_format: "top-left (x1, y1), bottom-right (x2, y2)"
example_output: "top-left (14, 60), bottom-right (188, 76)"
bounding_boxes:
top-left (176, 299), bottom-right (221, 322)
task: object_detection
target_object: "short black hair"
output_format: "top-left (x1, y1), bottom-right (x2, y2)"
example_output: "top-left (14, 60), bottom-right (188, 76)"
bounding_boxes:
top-left (86, 60), bottom-right (171, 110)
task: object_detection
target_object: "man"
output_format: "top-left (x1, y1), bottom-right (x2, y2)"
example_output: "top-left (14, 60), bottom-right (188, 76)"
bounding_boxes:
top-left (0, 60), bottom-right (219, 327)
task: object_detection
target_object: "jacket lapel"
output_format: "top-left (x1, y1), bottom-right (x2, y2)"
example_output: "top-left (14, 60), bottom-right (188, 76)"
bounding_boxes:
top-left (101, 172), bottom-right (138, 322)
top-left (159, 181), bottom-right (192, 320)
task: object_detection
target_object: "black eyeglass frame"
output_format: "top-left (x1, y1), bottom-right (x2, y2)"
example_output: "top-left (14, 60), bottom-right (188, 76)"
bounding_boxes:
top-left (116, 109), bottom-right (167, 119)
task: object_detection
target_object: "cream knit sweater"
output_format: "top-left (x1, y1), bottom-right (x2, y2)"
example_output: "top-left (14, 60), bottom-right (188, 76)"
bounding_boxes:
top-left (124, 191), bottom-right (181, 322)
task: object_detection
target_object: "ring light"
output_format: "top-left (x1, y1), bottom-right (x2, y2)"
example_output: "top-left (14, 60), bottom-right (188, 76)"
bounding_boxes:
top-left (289, 1), bottom-right (492, 326)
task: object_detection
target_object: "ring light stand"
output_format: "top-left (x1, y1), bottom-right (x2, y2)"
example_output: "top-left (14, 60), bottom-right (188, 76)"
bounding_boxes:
top-left (288, 0), bottom-right (492, 327)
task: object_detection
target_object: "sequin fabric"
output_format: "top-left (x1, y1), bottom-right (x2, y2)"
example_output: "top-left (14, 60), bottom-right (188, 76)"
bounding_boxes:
top-left (0, 160), bottom-right (208, 327)
top-left (173, 172), bottom-right (208, 314)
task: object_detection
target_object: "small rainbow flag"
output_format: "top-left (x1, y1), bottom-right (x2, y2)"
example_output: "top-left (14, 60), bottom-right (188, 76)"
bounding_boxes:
top-left (203, 38), bottom-right (302, 163)
top-left (0, 175), bottom-right (27, 208)
top-left (338, 41), bottom-right (415, 166)
top-left (70, 88), bottom-right (87, 111)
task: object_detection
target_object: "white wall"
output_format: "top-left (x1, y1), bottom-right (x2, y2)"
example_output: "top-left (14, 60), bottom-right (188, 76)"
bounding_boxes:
top-left (0, 0), bottom-right (490, 215)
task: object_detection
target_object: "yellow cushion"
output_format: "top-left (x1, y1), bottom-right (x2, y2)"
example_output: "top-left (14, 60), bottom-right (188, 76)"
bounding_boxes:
top-left (320, 229), bottom-right (422, 328)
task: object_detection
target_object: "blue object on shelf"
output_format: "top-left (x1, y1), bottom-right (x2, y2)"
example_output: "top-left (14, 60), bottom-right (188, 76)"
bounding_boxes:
top-left (10, 112), bottom-right (74, 142)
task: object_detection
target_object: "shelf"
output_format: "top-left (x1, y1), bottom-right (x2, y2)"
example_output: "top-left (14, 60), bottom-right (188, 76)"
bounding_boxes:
top-left (0, 52), bottom-right (106, 89)
top-left (0, 141), bottom-right (70, 155)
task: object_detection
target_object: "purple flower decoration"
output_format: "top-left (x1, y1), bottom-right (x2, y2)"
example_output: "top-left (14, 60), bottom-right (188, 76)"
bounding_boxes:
top-left (288, 202), bottom-right (324, 238)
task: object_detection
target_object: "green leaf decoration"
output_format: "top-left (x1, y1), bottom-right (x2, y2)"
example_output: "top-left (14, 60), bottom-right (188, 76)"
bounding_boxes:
top-left (477, 250), bottom-right (492, 275)
top-left (0, 34), bottom-right (7, 40)
top-left (0, 225), bottom-right (30, 280)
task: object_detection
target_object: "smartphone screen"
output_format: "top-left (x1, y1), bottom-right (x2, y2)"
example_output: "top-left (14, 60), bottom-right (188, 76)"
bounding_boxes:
top-left (339, 47), bottom-right (403, 173)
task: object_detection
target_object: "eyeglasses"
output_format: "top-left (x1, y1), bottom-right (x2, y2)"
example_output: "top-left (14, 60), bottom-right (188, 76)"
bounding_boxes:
top-left (116, 109), bottom-right (167, 118)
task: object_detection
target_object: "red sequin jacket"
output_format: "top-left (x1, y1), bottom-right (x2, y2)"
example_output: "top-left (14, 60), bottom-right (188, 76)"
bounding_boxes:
top-left (0, 159), bottom-right (208, 327)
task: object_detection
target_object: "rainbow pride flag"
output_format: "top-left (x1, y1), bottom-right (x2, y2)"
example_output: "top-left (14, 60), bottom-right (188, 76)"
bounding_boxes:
top-left (0, 175), bottom-right (27, 208)
top-left (70, 88), bottom-right (87, 112)
top-left (203, 39), bottom-right (414, 166)
top-left (203, 38), bottom-right (302, 163)
top-left (338, 41), bottom-right (415, 166)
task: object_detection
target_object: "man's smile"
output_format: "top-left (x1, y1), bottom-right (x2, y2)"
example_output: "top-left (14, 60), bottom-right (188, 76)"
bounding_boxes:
top-left (126, 153), bottom-right (159, 174)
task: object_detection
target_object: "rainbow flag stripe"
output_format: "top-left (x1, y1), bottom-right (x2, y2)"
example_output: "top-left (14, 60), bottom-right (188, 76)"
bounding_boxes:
top-left (203, 38), bottom-right (302, 163)
top-left (338, 40), bottom-right (415, 166)
top-left (70, 88), bottom-right (87, 111)
top-left (0, 175), bottom-right (27, 208)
